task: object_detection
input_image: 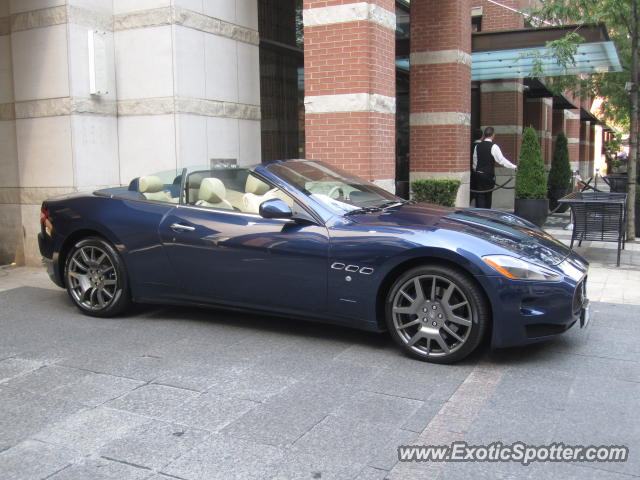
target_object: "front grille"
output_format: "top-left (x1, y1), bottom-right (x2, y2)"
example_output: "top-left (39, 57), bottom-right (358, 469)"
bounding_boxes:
top-left (573, 277), bottom-right (586, 314)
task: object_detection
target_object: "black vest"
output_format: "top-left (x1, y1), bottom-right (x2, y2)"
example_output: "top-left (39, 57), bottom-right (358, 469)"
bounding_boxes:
top-left (476, 141), bottom-right (495, 176)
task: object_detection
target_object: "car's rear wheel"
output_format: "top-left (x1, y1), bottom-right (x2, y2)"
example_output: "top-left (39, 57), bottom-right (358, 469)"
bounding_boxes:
top-left (385, 264), bottom-right (489, 364)
top-left (64, 237), bottom-right (130, 317)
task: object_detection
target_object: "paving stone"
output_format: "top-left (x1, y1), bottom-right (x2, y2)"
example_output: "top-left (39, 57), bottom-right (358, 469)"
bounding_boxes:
top-left (0, 439), bottom-right (76, 480)
top-left (161, 434), bottom-right (284, 480)
top-left (334, 390), bottom-right (423, 428)
top-left (2, 281), bottom-right (640, 480)
top-left (99, 420), bottom-right (211, 470)
top-left (206, 366), bottom-right (298, 402)
top-left (525, 461), bottom-right (636, 480)
top-left (162, 391), bottom-right (258, 432)
top-left (46, 456), bottom-right (152, 480)
top-left (34, 407), bottom-right (148, 454)
top-left (1, 364), bottom-right (88, 394)
top-left (293, 415), bottom-right (416, 472)
top-left (152, 361), bottom-right (248, 392)
top-left (59, 350), bottom-right (173, 382)
top-left (401, 401), bottom-right (443, 433)
top-left (52, 372), bottom-right (145, 407)
top-left (0, 357), bottom-right (46, 383)
top-left (0, 389), bottom-right (85, 451)
top-left (364, 364), bottom-right (468, 403)
top-left (106, 384), bottom-right (201, 418)
top-left (435, 460), bottom-right (526, 480)
top-left (269, 450), bottom-right (366, 480)
top-left (222, 376), bottom-right (365, 447)
top-left (355, 466), bottom-right (391, 480)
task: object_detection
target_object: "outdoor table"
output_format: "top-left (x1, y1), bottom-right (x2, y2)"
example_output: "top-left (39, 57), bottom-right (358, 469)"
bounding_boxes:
top-left (558, 191), bottom-right (627, 266)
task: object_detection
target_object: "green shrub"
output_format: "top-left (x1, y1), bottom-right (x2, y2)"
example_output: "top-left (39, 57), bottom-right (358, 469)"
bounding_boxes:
top-left (516, 127), bottom-right (547, 199)
top-left (411, 179), bottom-right (461, 207)
top-left (548, 131), bottom-right (571, 192)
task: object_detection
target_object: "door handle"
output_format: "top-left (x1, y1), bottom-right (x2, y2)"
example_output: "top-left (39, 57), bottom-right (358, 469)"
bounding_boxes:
top-left (170, 223), bottom-right (195, 232)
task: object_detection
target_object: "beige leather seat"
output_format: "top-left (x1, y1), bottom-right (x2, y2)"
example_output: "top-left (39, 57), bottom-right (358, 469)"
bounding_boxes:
top-left (139, 175), bottom-right (174, 202)
top-left (242, 174), bottom-right (294, 213)
top-left (195, 177), bottom-right (233, 210)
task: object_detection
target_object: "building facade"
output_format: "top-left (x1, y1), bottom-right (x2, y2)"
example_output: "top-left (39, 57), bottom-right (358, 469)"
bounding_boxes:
top-left (0, 0), bottom-right (603, 266)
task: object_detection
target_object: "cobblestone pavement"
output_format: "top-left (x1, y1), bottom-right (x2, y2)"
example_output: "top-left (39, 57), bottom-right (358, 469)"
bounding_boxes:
top-left (1, 222), bottom-right (639, 480)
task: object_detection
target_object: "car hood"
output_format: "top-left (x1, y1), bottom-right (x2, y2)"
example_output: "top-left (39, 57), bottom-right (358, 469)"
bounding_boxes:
top-left (346, 203), bottom-right (572, 266)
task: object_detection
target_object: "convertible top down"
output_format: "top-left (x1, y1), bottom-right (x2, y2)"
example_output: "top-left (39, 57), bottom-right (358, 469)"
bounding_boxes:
top-left (39, 159), bottom-right (589, 363)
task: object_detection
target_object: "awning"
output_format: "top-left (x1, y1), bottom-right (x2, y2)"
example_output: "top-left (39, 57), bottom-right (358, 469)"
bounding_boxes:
top-left (581, 107), bottom-right (602, 125)
top-left (396, 24), bottom-right (622, 82)
top-left (471, 24), bottom-right (622, 81)
top-left (522, 78), bottom-right (577, 109)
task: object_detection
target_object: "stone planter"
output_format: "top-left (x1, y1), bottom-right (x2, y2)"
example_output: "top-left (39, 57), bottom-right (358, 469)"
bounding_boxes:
top-left (514, 198), bottom-right (549, 227)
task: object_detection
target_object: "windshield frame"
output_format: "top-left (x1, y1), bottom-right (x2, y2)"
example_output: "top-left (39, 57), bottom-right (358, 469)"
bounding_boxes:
top-left (262, 159), bottom-right (402, 218)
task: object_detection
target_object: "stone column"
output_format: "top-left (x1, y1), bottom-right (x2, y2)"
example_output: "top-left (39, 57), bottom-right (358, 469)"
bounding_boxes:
top-left (114, 0), bottom-right (261, 181)
top-left (565, 109), bottom-right (580, 173)
top-left (303, 0), bottom-right (396, 191)
top-left (0, 0), bottom-right (18, 265)
top-left (1, 0), bottom-right (117, 265)
top-left (409, 0), bottom-right (471, 206)
top-left (589, 122), bottom-right (598, 175)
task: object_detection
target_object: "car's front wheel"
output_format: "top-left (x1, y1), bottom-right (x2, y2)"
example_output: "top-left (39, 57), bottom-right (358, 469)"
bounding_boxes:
top-left (385, 264), bottom-right (489, 363)
top-left (64, 237), bottom-right (130, 317)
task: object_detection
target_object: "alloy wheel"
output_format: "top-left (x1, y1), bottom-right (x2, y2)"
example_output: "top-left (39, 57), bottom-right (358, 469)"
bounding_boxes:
top-left (391, 274), bottom-right (473, 358)
top-left (67, 245), bottom-right (118, 311)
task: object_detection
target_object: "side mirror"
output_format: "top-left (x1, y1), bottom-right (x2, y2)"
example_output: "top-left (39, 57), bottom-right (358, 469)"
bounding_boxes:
top-left (259, 198), bottom-right (293, 219)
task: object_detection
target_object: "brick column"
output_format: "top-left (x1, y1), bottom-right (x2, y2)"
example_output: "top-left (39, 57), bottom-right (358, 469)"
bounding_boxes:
top-left (524, 97), bottom-right (553, 166)
top-left (303, 0), bottom-right (396, 192)
top-left (409, 0), bottom-right (471, 206)
top-left (565, 109), bottom-right (580, 172)
top-left (480, 81), bottom-right (524, 163)
top-left (579, 121), bottom-right (592, 178)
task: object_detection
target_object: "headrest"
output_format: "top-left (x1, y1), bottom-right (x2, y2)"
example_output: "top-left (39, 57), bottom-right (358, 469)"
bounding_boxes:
top-left (199, 178), bottom-right (226, 203)
top-left (139, 176), bottom-right (163, 193)
top-left (245, 175), bottom-right (271, 195)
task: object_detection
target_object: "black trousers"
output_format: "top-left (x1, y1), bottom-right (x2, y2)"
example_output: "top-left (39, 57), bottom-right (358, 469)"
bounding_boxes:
top-left (474, 172), bottom-right (495, 209)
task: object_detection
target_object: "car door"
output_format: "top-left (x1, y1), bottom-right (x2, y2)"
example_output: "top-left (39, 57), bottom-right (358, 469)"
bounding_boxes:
top-left (158, 204), bottom-right (330, 314)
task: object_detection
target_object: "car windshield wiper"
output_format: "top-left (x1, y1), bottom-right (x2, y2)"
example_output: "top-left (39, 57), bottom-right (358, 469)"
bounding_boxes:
top-left (344, 206), bottom-right (383, 216)
top-left (377, 200), bottom-right (414, 209)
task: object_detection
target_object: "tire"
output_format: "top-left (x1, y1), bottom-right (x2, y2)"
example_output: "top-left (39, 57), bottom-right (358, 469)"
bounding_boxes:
top-left (385, 264), bottom-right (489, 364)
top-left (64, 236), bottom-right (131, 317)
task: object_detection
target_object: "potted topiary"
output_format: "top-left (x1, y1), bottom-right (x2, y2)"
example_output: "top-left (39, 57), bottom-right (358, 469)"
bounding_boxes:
top-left (548, 132), bottom-right (572, 213)
top-left (515, 127), bottom-right (549, 226)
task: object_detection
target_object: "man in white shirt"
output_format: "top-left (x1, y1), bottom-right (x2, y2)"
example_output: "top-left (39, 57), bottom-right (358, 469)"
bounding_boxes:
top-left (472, 127), bottom-right (517, 208)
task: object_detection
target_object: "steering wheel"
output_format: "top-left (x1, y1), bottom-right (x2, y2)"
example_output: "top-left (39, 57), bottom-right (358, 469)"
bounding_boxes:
top-left (327, 185), bottom-right (345, 199)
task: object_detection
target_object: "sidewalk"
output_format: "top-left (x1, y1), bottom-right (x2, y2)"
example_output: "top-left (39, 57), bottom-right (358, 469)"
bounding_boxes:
top-left (1, 223), bottom-right (639, 479)
top-left (543, 211), bottom-right (640, 305)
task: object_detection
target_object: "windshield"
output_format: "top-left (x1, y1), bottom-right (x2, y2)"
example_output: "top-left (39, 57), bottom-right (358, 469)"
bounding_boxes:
top-left (265, 160), bottom-right (401, 215)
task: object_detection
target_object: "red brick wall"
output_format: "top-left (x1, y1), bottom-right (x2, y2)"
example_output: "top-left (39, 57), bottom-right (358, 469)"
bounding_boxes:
top-left (410, 0), bottom-right (471, 175)
top-left (480, 85), bottom-right (523, 162)
top-left (304, 112), bottom-right (395, 177)
top-left (304, 21), bottom-right (395, 97)
top-left (303, 0), bottom-right (396, 182)
top-left (473, 0), bottom-right (526, 32)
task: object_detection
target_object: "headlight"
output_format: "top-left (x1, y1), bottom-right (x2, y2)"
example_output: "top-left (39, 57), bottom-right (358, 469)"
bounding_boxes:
top-left (483, 255), bottom-right (563, 282)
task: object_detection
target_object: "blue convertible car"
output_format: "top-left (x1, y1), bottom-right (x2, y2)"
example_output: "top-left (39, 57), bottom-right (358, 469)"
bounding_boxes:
top-left (39, 159), bottom-right (589, 363)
